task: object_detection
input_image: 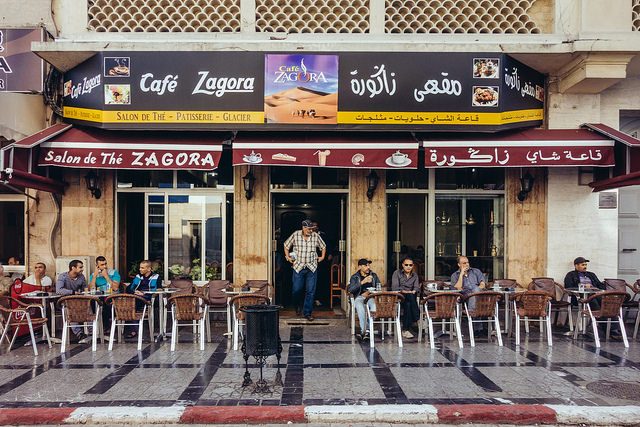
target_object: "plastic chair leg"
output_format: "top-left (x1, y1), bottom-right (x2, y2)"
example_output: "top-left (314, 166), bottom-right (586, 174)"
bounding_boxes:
top-left (27, 318), bottom-right (38, 356)
top-left (455, 316), bottom-right (464, 348)
top-left (591, 317), bottom-right (601, 348)
top-left (396, 317), bottom-right (403, 348)
top-left (515, 313), bottom-right (521, 346)
top-left (369, 317), bottom-right (374, 349)
top-left (619, 310), bottom-right (629, 348)
top-left (494, 315), bottom-right (503, 346)
top-left (92, 320), bottom-right (98, 352)
top-left (199, 318), bottom-right (205, 350)
top-left (43, 324), bottom-right (52, 349)
top-left (137, 319), bottom-right (144, 351)
top-left (61, 323), bottom-right (68, 353)
top-left (634, 308), bottom-right (640, 339)
top-left (428, 318), bottom-right (435, 349)
top-left (171, 319), bottom-right (177, 351)
top-left (546, 317), bottom-right (553, 346)
top-left (108, 321), bottom-right (117, 351)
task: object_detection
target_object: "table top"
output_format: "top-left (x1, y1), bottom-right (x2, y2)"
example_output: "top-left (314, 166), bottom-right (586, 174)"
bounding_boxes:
top-left (20, 292), bottom-right (62, 300)
top-left (565, 287), bottom-right (602, 295)
top-left (222, 289), bottom-right (255, 295)
top-left (144, 288), bottom-right (182, 294)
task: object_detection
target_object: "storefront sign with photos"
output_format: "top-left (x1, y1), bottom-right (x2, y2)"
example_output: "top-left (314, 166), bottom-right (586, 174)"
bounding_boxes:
top-left (62, 52), bottom-right (544, 131)
top-left (0, 28), bottom-right (44, 92)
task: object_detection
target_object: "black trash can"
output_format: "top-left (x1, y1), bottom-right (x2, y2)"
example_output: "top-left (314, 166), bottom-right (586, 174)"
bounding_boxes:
top-left (242, 304), bottom-right (280, 357)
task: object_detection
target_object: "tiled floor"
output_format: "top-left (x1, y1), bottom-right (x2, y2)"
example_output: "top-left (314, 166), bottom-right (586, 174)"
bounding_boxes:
top-left (0, 319), bottom-right (639, 408)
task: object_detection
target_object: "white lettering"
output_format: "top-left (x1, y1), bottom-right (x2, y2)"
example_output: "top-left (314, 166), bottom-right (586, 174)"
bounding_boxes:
top-left (192, 71), bottom-right (255, 96)
top-left (414, 72), bottom-right (462, 102)
top-left (139, 73), bottom-right (178, 95)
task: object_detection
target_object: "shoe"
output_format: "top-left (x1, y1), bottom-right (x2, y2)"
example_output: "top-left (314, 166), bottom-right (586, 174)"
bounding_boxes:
top-left (610, 333), bottom-right (623, 341)
top-left (125, 331), bottom-right (138, 339)
top-left (102, 334), bottom-right (111, 341)
top-left (362, 331), bottom-right (370, 340)
top-left (402, 330), bottom-right (414, 339)
top-left (74, 332), bottom-right (88, 343)
top-left (305, 315), bottom-right (315, 322)
top-left (356, 333), bottom-right (364, 341)
top-left (78, 337), bottom-right (90, 344)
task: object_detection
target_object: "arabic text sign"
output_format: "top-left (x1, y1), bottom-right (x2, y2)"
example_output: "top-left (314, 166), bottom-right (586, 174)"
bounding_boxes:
top-left (0, 28), bottom-right (43, 92)
top-left (425, 145), bottom-right (615, 167)
top-left (38, 145), bottom-right (222, 170)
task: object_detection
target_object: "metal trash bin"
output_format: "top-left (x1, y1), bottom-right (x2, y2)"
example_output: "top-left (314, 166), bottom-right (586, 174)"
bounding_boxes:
top-left (240, 304), bottom-right (282, 392)
top-left (243, 304), bottom-right (280, 357)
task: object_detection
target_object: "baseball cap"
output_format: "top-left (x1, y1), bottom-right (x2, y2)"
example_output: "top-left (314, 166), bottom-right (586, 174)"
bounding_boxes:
top-left (357, 258), bottom-right (372, 266)
top-left (301, 219), bottom-right (314, 228)
top-left (573, 257), bottom-right (589, 264)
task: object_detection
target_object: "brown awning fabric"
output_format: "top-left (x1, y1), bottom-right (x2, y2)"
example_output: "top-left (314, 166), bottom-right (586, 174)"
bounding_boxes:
top-left (420, 128), bottom-right (615, 167)
top-left (589, 171), bottom-right (640, 192)
top-left (232, 132), bottom-right (419, 169)
top-left (1, 143), bottom-right (66, 194)
top-left (582, 123), bottom-right (640, 147)
top-left (16, 125), bottom-right (226, 170)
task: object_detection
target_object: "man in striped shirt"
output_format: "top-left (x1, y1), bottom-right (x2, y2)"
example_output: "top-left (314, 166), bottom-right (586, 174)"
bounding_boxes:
top-left (284, 219), bottom-right (326, 321)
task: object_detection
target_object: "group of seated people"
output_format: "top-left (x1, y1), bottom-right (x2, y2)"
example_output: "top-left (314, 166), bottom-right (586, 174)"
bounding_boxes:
top-left (2, 256), bottom-right (160, 343)
top-left (348, 254), bottom-right (627, 342)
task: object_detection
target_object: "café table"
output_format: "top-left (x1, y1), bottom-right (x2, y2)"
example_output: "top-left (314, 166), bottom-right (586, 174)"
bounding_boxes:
top-left (20, 291), bottom-right (63, 344)
top-left (143, 288), bottom-right (182, 341)
top-left (565, 287), bottom-right (603, 336)
top-left (488, 285), bottom-right (518, 335)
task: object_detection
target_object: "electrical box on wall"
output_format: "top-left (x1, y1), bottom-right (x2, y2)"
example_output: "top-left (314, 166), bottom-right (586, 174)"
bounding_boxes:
top-left (54, 256), bottom-right (95, 279)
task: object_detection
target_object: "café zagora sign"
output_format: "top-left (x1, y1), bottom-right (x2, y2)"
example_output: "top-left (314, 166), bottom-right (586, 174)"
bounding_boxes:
top-left (62, 52), bottom-right (544, 131)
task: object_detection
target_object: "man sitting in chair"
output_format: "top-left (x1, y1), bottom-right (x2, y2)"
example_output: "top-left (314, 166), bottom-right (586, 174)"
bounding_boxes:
top-left (23, 262), bottom-right (53, 290)
top-left (348, 258), bottom-right (382, 341)
top-left (451, 256), bottom-right (486, 333)
top-left (124, 260), bottom-right (159, 339)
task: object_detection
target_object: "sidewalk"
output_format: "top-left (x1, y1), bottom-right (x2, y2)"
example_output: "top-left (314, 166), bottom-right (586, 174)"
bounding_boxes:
top-left (0, 318), bottom-right (639, 425)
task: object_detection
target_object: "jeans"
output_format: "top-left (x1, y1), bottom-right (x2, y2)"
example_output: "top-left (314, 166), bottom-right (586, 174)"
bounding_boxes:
top-left (292, 268), bottom-right (318, 316)
top-left (354, 295), bottom-right (376, 334)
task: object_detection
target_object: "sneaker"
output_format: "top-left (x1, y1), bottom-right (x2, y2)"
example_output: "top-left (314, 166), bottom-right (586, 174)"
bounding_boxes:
top-left (75, 332), bottom-right (88, 343)
top-left (305, 315), bottom-right (315, 322)
top-left (402, 330), bottom-right (414, 339)
top-left (362, 331), bottom-right (370, 340)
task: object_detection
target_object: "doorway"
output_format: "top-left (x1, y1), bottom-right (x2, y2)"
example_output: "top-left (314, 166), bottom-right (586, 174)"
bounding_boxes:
top-left (272, 193), bottom-right (346, 310)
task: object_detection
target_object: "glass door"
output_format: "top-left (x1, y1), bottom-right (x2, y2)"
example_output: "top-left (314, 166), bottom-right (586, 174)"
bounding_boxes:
top-left (387, 194), bottom-right (427, 283)
top-left (138, 192), bottom-right (226, 282)
top-left (434, 195), bottom-right (504, 282)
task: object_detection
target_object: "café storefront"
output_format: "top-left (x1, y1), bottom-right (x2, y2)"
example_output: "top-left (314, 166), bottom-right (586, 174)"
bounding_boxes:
top-left (1, 50), bottom-right (620, 308)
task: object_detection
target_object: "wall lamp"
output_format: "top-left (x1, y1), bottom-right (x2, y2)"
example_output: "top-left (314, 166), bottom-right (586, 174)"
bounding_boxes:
top-left (517, 171), bottom-right (535, 202)
top-left (242, 167), bottom-right (256, 200)
top-left (84, 170), bottom-right (102, 199)
top-left (366, 170), bottom-right (379, 201)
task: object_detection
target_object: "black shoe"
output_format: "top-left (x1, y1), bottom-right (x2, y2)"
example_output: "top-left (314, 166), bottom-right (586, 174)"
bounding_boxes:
top-left (74, 332), bottom-right (88, 343)
top-left (305, 315), bottom-right (315, 322)
top-left (362, 331), bottom-right (370, 340)
top-left (295, 307), bottom-right (302, 316)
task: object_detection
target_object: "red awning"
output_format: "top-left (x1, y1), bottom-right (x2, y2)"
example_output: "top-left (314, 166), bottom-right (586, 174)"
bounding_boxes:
top-left (1, 142), bottom-right (66, 194)
top-left (232, 132), bottom-right (418, 169)
top-left (589, 171), bottom-right (640, 192)
top-left (420, 128), bottom-right (615, 168)
top-left (14, 125), bottom-right (226, 170)
top-left (13, 123), bottom-right (73, 148)
top-left (37, 127), bottom-right (225, 170)
top-left (582, 123), bottom-right (640, 147)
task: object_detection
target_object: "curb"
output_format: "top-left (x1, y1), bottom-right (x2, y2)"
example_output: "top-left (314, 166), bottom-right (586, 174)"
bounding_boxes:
top-left (1, 404), bottom-right (639, 425)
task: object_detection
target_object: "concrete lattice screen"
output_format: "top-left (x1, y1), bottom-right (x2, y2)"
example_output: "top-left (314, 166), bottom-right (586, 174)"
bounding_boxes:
top-left (634, 0), bottom-right (640, 31)
top-left (86, 0), bottom-right (546, 34)
top-left (384, 0), bottom-right (540, 34)
top-left (87, 0), bottom-right (241, 32)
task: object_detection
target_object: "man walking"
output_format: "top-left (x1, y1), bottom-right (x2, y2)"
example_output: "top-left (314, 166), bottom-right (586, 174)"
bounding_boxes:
top-left (284, 219), bottom-right (326, 321)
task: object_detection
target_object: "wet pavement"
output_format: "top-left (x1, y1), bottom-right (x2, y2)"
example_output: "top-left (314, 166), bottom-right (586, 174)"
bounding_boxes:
top-left (0, 318), bottom-right (639, 408)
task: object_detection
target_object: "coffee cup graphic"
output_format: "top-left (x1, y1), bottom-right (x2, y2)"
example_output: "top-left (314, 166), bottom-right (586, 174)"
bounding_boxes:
top-left (391, 151), bottom-right (409, 164)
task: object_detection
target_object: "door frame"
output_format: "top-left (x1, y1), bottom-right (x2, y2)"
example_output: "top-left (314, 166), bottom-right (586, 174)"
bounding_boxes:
top-left (269, 189), bottom-right (350, 305)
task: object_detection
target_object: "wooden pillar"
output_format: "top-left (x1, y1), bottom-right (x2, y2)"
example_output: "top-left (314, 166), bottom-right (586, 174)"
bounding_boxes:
top-left (233, 165), bottom-right (269, 285)
top-left (506, 168), bottom-right (547, 288)
top-left (60, 170), bottom-right (114, 263)
top-left (349, 169), bottom-right (387, 282)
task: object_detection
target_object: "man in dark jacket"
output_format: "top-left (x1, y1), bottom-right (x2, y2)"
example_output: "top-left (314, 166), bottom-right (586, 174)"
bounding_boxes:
top-left (563, 257), bottom-right (605, 290)
top-left (564, 256), bottom-right (621, 339)
top-left (348, 258), bottom-right (381, 340)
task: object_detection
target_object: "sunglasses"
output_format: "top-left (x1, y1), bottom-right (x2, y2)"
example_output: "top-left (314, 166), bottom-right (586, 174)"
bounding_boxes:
top-left (403, 263), bottom-right (413, 267)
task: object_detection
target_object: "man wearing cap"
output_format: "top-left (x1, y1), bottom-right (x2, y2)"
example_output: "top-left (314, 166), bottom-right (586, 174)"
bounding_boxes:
top-left (563, 257), bottom-right (605, 290)
top-left (348, 259), bottom-right (382, 340)
top-left (564, 257), bottom-right (622, 339)
top-left (284, 219), bottom-right (327, 321)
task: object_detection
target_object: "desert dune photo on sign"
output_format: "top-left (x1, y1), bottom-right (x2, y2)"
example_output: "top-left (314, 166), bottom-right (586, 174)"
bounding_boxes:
top-left (264, 54), bottom-right (338, 124)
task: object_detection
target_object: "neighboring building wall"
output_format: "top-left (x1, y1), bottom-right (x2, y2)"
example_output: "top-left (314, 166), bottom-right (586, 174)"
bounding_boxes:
top-left (547, 168), bottom-right (618, 281)
top-left (233, 165), bottom-right (269, 286)
top-left (505, 168), bottom-right (547, 287)
top-left (349, 170), bottom-right (386, 281)
top-left (60, 170), bottom-right (115, 263)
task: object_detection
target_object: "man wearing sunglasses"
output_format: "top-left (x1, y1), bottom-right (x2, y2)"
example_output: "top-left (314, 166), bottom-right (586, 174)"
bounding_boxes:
top-left (391, 256), bottom-right (420, 339)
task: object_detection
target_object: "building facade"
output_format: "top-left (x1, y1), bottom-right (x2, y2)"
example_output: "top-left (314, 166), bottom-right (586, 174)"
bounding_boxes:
top-left (2, 0), bottom-right (640, 308)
